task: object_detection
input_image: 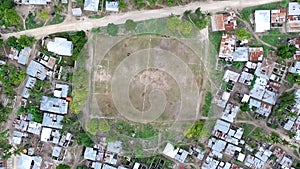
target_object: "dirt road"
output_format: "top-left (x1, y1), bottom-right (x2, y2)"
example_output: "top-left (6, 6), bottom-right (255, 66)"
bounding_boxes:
top-left (2, 0), bottom-right (281, 39)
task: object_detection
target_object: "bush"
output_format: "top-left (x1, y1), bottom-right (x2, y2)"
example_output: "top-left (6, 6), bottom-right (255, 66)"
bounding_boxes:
top-left (37, 9), bottom-right (50, 22)
top-left (99, 120), bottom-right (110, 132)
top-left (107, 23), bottom-right (119, 36)
top-left (56, 164), bottom-right (71, 169)
top-left (236, 28), bottom-right (252, 41)
top-left (118, 0), bottom-right (127, 11)
top-left (240, 102), bottom-right (250, 112)
top-left (86, 118), bottom-right (99, 135)
top-left (185, 120), bottom-right (205, 138)
top-left (277, 45), bottom-right (297, 59)
top-left (125, 19), bottom-right (137, 31)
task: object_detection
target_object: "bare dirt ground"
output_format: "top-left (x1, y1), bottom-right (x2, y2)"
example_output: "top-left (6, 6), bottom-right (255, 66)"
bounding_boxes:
top-left (2, 0), bottom-right (282, 39)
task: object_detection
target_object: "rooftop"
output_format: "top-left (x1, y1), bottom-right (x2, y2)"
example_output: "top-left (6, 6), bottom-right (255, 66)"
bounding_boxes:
top-left (107, 141), bottom-right (122, 154)
top-left (233, 47), bottom-right (249, 62)
top-left (249, 47), bottom-right (263, 62)
top-left (26, 60), bottom-right (48, 80)
top-left (288, 2), bottom-right (300, 16)
top-left (106, 1), bottom-right (119, 12)
top-left (47, 37), bottom-right (73, 56)
top-left (271, 9), bottom-right (287, 25)
top-left (84, 147), bottom-right (97, 161)
top-left (18, 47), bottom-right (31, 65)
top-left (219, 34), bottom-right (236, 61)
top-left (211, 12), bottom-right (237, 32)
top-left (84, 0), bottom-right (100, 12)
top-left (40, 96), bottom-right (68, 114)
top-left (223, 70), bottom-right (240, 83)
top-left (42, 113), bottom-right (64, 129)
top-left (255, 10), bottom-right (271, 32)
top-left (25, 77), bottom-right (37, 89)
top-left (72, 8), bottom-right (82, 16)
top-left (221, 103), bottom-right (239, 123)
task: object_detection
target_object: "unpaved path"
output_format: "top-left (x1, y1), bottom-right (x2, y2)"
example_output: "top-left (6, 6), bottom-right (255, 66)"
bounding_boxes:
top-left (2, 0), bottom-right (281, 39)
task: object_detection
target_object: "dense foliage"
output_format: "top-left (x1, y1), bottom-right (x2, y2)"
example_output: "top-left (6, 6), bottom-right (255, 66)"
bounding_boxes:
top-left (0, 0), bottom-right (20, 27)
top-left (118, 0), bottom-right (127, 11)
top-left (0, 104), bottom-right (11, 123)
top-left (277, 45), bottom-right (297, 59)
top-left (202, 92), bottom-right (213, 116)
top-left (125, 19), bottom-right (137, 31)
top-left (6, 35), bottom-right (36, 50)
top-left (182, 8), bottom-right (210, 30)
top-left (18, 104), bottom-right (43, 123)
top-left (107, 23), bottom-right (119, 36)
top-left (0, 64), bottom-right (26, 97)
top-left (37, 9), bottom-right (50, 22)
top-left (0, 130), bottom-right (22, 160)
top-left (56, 164), bottom-right (71, 169)
top-left (240, 102), bottom-right (250, 112)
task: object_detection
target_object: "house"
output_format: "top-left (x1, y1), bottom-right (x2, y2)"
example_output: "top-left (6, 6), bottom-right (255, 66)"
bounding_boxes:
top-left (254, 10), bottom-right (270, 32)
top-left (26, 60), bottom-right (49, 80)
top-left (8, 47), bottom-right (19, 60)
top-left (47, 37), bottom-right (73, 56)
top-left (216, 91), bottom-right (231, 108)
top-left (238, 71), bottom-right (254, 85)
top-left (107, 141), bottom-right (122, 154)
top-left (17, 154), bottom-right (42, 169)
top-left (255, 103), bottom-right (272, 117)
top-left (72, 8), bottom-right (82, 17)
top-left (279, 155), bottom-right (293, 168)
top-left (162, 143), bottom-right (189, 163)
top-left (221, 103), bottom-right (239, 123)
top-left (106, 1), bottom-right (119, 12)
top-left (21, 88), bottom-right (30, 99)
top-left (40, 55), bottom-right (56, 69)
top-left (208, 137), bottom-right (227, 159)
top-left (255, 58), bottom-right (275, 79)
top-left (202, 156), bottom-right (220, 169)
top-left (103, 164), bottom-right (117, 169)
top-left (287, 2), bottom-right (300, 32)
top-left (20, 0), bottom-right (51, 5)
top-left (42, 113), bottom-right (64, 129)
top-left (244, 155), bottom-right (265, 169)
top-left (224, 143), bottom-right (241, 156)
top-left (26, 121), bottom-right (42, 135)
top-left (40, 96), bottom-right (68, 114)
top-left (262, 90), bottom-right (278, 105)
top-left (213, 119), bottom-right (231, 139)
top-left (219, 34), bottom-right (236, 61)
top-left (18, 47), bottom-right (31, 65)
top-left (54, 84), bottom-right (69, 98)
top-left (271, 9), bottom-right (286, 27)
top-left (92, 162), bottom-right (103, 169)
top-left (211, 12), bottom-right (237, 32)
top-left (25, 77), bottom-right (37, 89)
top-left (249, 47), bottom-right (263, 62)
top-left (223, 70), bottom-right (240, 83)
top-left (233, 47), bottom-right (249, 62)
top-left (84, 147), bottom-right (97, 161)
top-left (84, 0), bottom-right (100, 12)
top-left (61, 0), bottom-right (67, 3)
top-left (52, 146), bottom-right (62, 158)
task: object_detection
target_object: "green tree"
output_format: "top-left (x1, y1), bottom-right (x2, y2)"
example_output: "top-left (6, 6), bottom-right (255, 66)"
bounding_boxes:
top-left (179, 21), bottom-right (193, 35)
top-left (118, 0), bottom-right (127, 11)
top-left (17, 35), bottom-right (36, 47)
top-left (167, 16), bottom-right (181, 32)
top-left (125, 19), bottom-right (137, 31)
top-left (37, 9), bottom-right (50, 21)
top-left (269, 132), bottom-right (281, 144)
top-left (184, 8), bottom-right (210, 30)
top-left (4, 9), bottom-right (20, 26)
top-left (236, 28), bottom-right (252, 41)
top-left (56, 164), bottom-right (71, 169)
top-left (240, 102), bottom-right (250, 112)
top-left (86, 118), bottom-right (99, 135)
top-left (232, 61), bottom-right (244, 69)
top-left (99, 120), bottom-right (110, 132)
top-left (76, 166), bottom-right (88, 169)
top-left (277, 45), bottom-right (297, 59)
top-left (185, 120), bottom-right (205, 138)
top-left (107, 23), bottom-right (119, 36)
top-left (6, 36), bottom-right (22, 50)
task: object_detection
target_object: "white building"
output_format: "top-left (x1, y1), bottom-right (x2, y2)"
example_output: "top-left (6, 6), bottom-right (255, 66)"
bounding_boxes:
top-left (47, 37), bottom-right (73, 56)
top-left (84, 0), bottom-right (100, 12)
top-left (255, 10), bottom-right (270, 32)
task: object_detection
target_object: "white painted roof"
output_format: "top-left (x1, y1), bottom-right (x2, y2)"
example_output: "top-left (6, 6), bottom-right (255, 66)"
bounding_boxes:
top-left (255, 10), bottom-right (270, 32)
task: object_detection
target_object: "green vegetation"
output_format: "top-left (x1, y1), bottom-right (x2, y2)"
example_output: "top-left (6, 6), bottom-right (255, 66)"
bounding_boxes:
top-left (25, 12), bottom-right (44, 29)
top-left (240, 102), bottom-right (250, 112)
top-left (202, 92), bottom-right (213, 116)
top-left (232, 61), bottom-right (244, 69)
top-left (209, 31), bottom-right (222, 53)
top-left (18, 105), bottom-right (43, 123)
top-left (281, 0), bottom-right (289, 8)
top-left (0, 0), bottom-right (21, 27)
top-left (182, 8), bottom-right (210, 30)
top-left (76, 0), bottom-right (83, 2)
top-left (236, 28), bottom-right (252, 41)
top-left (277, 91), bottom-right (296, 112)
top-left (76, 166), bottom-right (88, 169)
top-left (75, 129), bottom-right (94, 147)
top-left (0, 130), bottom-right (22, 160)
top-left (262, 30), bottom-right (287, 47)
top-left (70, 45), bottom-right (88, 114)
top-left (86, 118), bottom-right (99, 135)
top-left (50, 14), bottom-right (65, 25)
top-left (0, 64), bottom-right (26, 97)
top-left (114, 120), bottom-right (158, 139)
top-left (107, 23), bottom-right (119, 36)
top-left (185, 120), bottom-right (205, 138)
top-left (240, 2), bottom-right (280, 22)
top-left (56, 164), bottom-right (71, 169)
top-left (37, 9), bottom-right (50, 22)
top-left (277, 45), bottom-right (297, 59)
top-left (287, 73), bottom-right (300, 85)
top-left (0, 104), bottom-right (11, 123)
top-left (249, 75), bottom-right (257, 89)
top-left (99, 119), bottom-right (110, 132)
top-left (241, 123), bottom-right (255, 137)
top-left (6, 35), bottom-right (36, 50)
top-left (118, 0), bottom-right (127, 11)
top-left (131, 0), bottom-right (147, 9)
top-left (125, 19), bottom-right (137, 31)
top-left (167, 16), bottom-right (193, 35)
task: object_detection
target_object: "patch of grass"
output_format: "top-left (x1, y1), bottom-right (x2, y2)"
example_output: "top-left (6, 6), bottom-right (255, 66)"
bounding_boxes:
top-left (262, 30), bottom-right (287, 47)
top-left (240, 2), bottom-right (280, 22)
top-left (25, 12), bottom-right (44, 29)
top-left (209, 31), bottom-right (222, 54)
top-left (89, 15), bottom-right (103, 19)
top-left (202, 92), bottom-right (213, 116)
top-left (49, 14), bottom-right (65, 25)
top-left (240, 123), bottom-right (255, 137)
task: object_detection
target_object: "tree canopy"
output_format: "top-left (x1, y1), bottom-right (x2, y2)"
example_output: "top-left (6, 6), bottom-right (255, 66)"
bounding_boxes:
top-left (236, 28), bottom-right (252, 41)
top-left (185, 120), bottom-right (205, 138)
top-left (183, 8), bottom-right (210, 30)
top-left (56, 164), bottom-right (71, 169)
top-left (4, 9), bottom-right (20, 27)
top-left (86, 118), bottom-right (99, 135)
top-left (37, 9), bottom-right (50, 22)
top-left (125, 19), bottom-right (137, 31)
top-left (99, 120), bottom-right (110, 132)
top-left (6, 35), bottom-right (36, 50)
top-left (277, 45), bottom-right (297, 59)
top-left (107, 23), bottom-right (119, 36)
